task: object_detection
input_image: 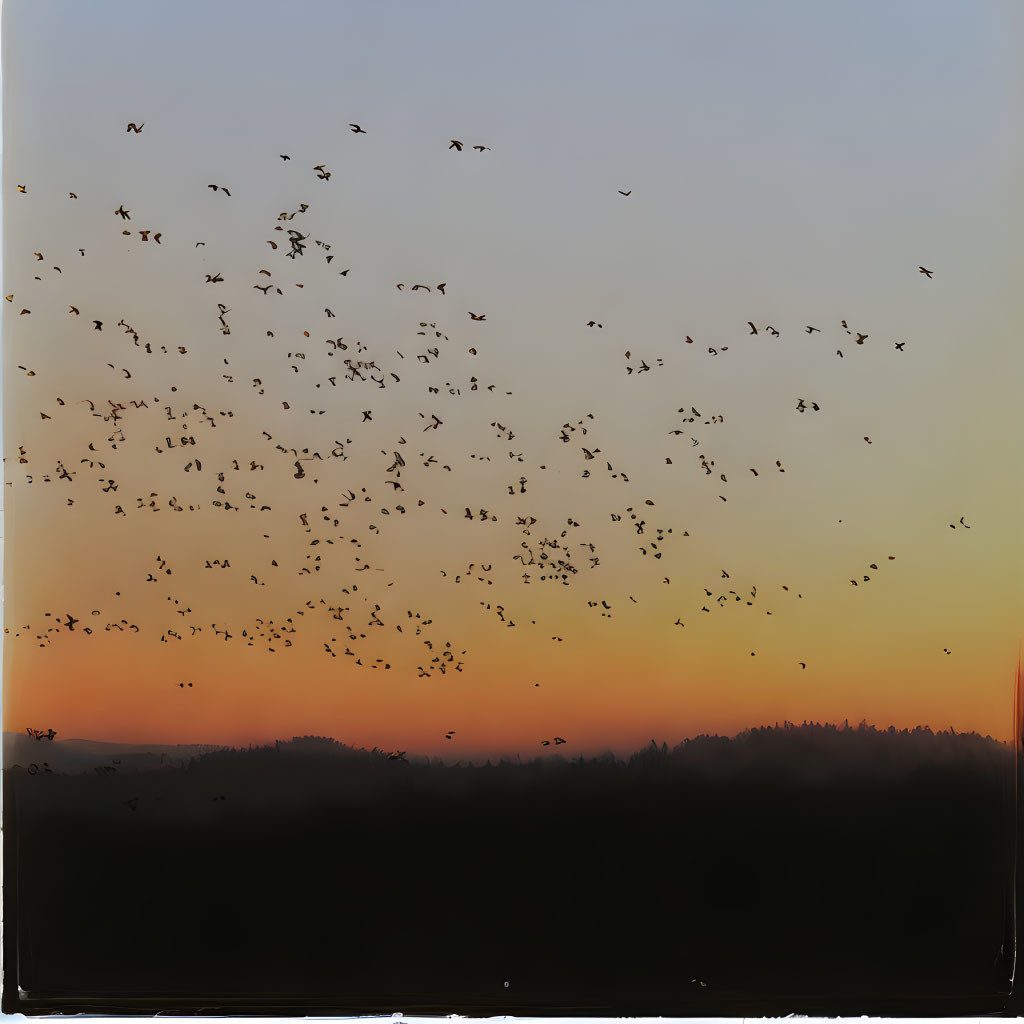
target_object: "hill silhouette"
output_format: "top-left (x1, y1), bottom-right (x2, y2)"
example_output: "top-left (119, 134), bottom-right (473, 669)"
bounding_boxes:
top-left (4, 722), bottom-right (1017, 1015)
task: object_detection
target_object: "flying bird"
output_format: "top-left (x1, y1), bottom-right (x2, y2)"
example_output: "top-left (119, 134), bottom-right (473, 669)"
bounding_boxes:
top-left (468, 311), bottom-right (486, 321)
top-left (618, 190), bottom-right (631, 196)
top-left (449, 139), bottom-right (463, 151)
top-left (349, 124), bottom-right (367, 134)
top-left (919, 266), bottom-right (933, 278)
top-left (126, 122), bottom-right (143, 133)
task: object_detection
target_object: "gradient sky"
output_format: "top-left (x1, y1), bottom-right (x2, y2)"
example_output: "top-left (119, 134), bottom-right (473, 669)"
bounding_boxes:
top-left (3, 0), bottom-right (1023, 757)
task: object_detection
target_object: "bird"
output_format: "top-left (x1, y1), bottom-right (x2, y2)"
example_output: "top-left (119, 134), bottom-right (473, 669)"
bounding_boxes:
top-left (115, 205), bottom-right (130, 220)
top-left (16, 185), bottom-right (26, 193)
top-left (69, 192), bottom-right (77, 199)
top-left (805, 326), bottom-right (820, 333)
top-left (855, 333), bottom-right (868, 345)
top-left (919, 266), bottom-right (933, 278)
top-left (473, 145), bottom-right (490, 151)
top-left (468, 312), bottom-right (486, 321)
top-left (586, 321), bottom-right (602, 328)
top-left (349, 124), bottom-right (367, 134)
top-left (617, 190), bottom-right (631, 196)
top-left (798, 662), bottom-right (806, 669)
top-left (747, 322), bottom-right (757, 334)
top-left (126, 122), bottom-right (144, 133)
top-left (895, 342), bottom-right (905, 351)
top-left (449, 139), bottom-right (463, 151)
top-left (960, 516), bottom-right (971, 528)
top-left (436, 282), bottom-right (446, 294)
top-left (280, 154), bottom-right (291, 160)
top-left (208, 185), bottom-right (231, 195)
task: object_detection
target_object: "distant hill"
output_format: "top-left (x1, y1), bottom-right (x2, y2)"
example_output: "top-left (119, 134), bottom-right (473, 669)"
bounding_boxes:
top-left (3, 720), bottom-right (1010, 778)
top-left (2, 733), bottom-right (228, 774)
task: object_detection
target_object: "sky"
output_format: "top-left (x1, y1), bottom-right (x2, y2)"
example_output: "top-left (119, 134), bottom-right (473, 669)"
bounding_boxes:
top-left (3, 0), bottom-right (1023, 757)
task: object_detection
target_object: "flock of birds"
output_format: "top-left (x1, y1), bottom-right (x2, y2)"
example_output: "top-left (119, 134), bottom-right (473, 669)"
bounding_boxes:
top-left (7, 117), bottom-right (967, 766)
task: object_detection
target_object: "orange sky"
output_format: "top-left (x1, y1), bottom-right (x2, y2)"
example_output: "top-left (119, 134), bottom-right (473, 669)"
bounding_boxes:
top-left (4, 0), bottom-right (1023, 756)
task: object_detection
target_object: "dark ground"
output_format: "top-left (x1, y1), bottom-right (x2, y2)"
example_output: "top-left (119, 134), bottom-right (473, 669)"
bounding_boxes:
top-left (3, 723), bottom-right (1019, 1015)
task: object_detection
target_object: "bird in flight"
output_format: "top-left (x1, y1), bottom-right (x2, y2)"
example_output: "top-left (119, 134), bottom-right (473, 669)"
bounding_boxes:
top-left (805, 326), bottom-right (820, 334)
top-left (349, 124), bottom-right (367, 134)
top-left (467, 311), bottom-right (486, 321)
top-left (126, 122), bottom-right (143, 133)
top-left (895, 342), bottom-right (905, 351)
top-left (449, 139), bottom-right (464, 151)
top-left (473, 145), bottom-right (490, 152)
top-left (208, 184), bottom-right (231, 195)
top-left (115, 205), bottom-right (131, 220)
top-left (919, 266), bottom-right (933, 278)
top-left (280, 154), bottom-right (290, 160)
top-left (617, 190), bottom-right (631, 196)
top-left (747, 322), bottom-right (757, 335)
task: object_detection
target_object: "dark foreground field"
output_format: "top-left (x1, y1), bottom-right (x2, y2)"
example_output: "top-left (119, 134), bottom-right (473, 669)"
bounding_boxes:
top-left (4, 723), bottom-right (1019, 1015)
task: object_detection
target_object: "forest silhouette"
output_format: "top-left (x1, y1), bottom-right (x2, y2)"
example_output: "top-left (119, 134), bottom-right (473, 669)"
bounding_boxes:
top-left (4, 721), bottom-right (1017, 1015)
